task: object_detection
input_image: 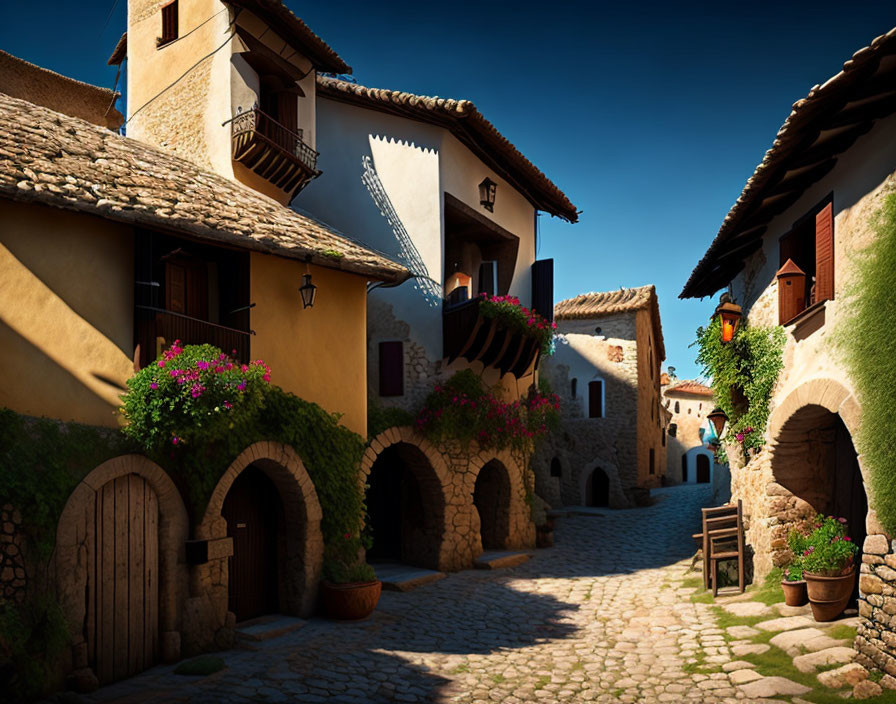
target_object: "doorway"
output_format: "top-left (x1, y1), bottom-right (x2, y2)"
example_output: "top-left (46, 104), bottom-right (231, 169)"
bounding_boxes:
top-left (585, 467), bottom-right (610, 507)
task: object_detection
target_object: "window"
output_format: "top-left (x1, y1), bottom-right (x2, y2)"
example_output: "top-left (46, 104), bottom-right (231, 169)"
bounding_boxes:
top-left (378, 341), bottom-right (404, 397)
top-left (478, 260), bottom-right (497, 298)
top-left (550, 458), bottom-right (562, 478)
top-left (662, 430), bottom-right (666, 447)
top-left (159, 0), bottom-right (179, 46)
top-left (674, 401), bottom-right (680, 414)
top-left (588, 380), bottom-right (604, 418)
top-left (668, 423), bottom-right (677, 437)
top-left (531, 259), bottom-right (553, 322)
top-left (777, 195), bottom-right (834, 324)
top-left (571, 378), bottom-right (577, 399)
top-left (649, 448), bottom-right (655, 475)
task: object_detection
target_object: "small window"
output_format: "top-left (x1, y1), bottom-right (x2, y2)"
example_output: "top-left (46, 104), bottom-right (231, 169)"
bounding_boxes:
top-left (674, 401), bottom-right (680, 414)
top-left (688, 407), bottom-right (692, 415)
top-left (669, 423), bottom-right (677, 438)
top-left (550, 458), bottom-right (562, 478)
top-left (662, 430), bottom-right (666, 447)
top-left (594, 326), bottom-right (602, 335)
top-left (160, 0), bottom-right (179, 46)
top-left (478, 261), bottom-right (497, 297)
top-left (378, 341), bottom-right (404, 397)
top-left (588, 380), bottom-right (604, 418)
top-left (571, 378), bottom-right (577, 399)
top-left (649, 448), bottom-right (655, 475)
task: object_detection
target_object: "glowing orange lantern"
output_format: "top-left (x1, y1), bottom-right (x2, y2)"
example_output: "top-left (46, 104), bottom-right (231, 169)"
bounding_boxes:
top-left (714, 300), bottom-right (742, 344)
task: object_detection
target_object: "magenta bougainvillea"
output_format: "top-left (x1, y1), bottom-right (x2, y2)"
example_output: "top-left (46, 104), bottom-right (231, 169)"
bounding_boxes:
top-left (121, 341), bottom-right (271, 448)
top-left (478, 293), bottom-right (557, 356)
top-left (415, 369), bottom-right (559, 453)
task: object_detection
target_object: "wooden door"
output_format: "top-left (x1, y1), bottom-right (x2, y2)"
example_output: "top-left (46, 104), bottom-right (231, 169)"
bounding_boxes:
top-left (89, 474), bottom-right (159, 684)
top-left (223, 467), bottom-right (280, 622)
top-left (165, 256), bottom-right (208, 319)
top-left (696, 455), bottom-right (711, 483)
top-left (588, 468), bottom-right (609, 507)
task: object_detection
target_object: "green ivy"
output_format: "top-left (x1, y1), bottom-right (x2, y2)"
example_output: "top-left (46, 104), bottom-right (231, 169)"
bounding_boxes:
top-left (694, 316), bottom-right (786, 463)
top-left (838, 192), bottom-right (896, 533)
top-left (367, 400), bottom-right (415, 440)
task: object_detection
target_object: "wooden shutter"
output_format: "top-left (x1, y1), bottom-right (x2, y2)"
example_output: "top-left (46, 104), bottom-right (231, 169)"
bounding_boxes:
top-left (588, 380), bottom-right (603, 418)
top-left (815, 201), bottom-right (834, 303)
top-left (277, 92), bottom-right (298, 134)
top-left (161, 1), bottom-right (178, 44)
top-left (379, 341), bottom-right (404, 397)
top-left (478, 261), bottom-right (496, 297)
top-left (531, 258), bottom-right (554, 322)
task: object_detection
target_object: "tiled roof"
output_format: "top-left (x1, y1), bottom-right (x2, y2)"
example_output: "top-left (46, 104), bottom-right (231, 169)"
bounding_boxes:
top-left (0, 50), bottom-right (123, 130)
top-left (0, 92), bottom-right (408, 283)
top-left (681, 26), bottom-right (896, 299)
top-left (227, 0), bottom-right (350, 74)
top-left (554, 285), bottom-right (665, 361)
top-left (316, 76), bottom-right (578, 223)
top-left (665, 380), bottom-right (714, 397)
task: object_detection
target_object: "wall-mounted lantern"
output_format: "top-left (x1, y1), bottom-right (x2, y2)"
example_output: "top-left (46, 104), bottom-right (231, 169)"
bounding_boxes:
top-left (714, 299), bottom-right (742, 343)
top-left (479, 177), bottom-right (497, 212)
top-left (707, 407), bottom-right (729, 438)
top-left (299, 273), bottom-right (317, 309)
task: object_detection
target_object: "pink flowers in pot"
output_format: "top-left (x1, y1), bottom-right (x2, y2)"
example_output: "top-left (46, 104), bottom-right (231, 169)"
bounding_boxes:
top-left (478, 293), bottom-right (557, 355)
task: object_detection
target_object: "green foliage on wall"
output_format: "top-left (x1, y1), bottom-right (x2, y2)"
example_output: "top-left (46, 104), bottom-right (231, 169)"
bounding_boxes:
top-left (367, 401), bottom-right (415, 440)
top-left (694, 317), bottom-right (786, 463)
top-left (839, 192), bottom-right (896, 533)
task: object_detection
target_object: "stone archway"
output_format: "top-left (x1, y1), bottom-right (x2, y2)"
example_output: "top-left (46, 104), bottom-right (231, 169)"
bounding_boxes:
top-left (473, 460), bottom-right (512, 550)
top-left (468, 450), bottom-right (536, 556)
top-left (55, 455), bottom-right (189, 685)
top-left (578, 457), bottom-right (627, 508)
top-left (194, 442), bottom-right (323, 646)
top-left (362, 428), bottom-right (455, 570)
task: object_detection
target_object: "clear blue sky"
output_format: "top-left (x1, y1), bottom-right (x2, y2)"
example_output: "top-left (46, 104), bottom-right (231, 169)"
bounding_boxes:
top-left (1, 2), bottom-right (893, 379)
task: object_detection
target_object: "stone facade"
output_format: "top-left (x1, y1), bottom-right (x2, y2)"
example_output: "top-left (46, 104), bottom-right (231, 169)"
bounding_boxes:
top-left (662, 381), bottom-right (723, 491)
top-left (534, 301), bottom-right (665, 509)
top-left (856, 535), bottom-right (896, 676)
top-left (0, 503), bottom-right (26, 605)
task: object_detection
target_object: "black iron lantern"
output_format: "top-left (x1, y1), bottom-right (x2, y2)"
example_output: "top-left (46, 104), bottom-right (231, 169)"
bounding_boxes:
top-left (714, 299), bottom-right (743, 343)
top-left (707, 407), bottom-right (729, 437)
top-left (479, 177), bottom-right (497, 212)
top-left (299, 273), bottom-right (317, 309)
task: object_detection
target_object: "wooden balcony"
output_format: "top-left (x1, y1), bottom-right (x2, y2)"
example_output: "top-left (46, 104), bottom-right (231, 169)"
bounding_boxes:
top-left (135, 306), bottom-right (252, 369)
top-left (231, 109), bottom-right (320, 197)
top-left (442, 298), bottom-right (541, 378)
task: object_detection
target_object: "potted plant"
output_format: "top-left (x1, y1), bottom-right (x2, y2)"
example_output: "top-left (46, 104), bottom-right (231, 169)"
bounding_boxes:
top-left (796, 515), bottom-right (858, 621)
top-left (320, 540), bottom-right (381, 620)
top-left (781, 529), bottom-right (809, 606)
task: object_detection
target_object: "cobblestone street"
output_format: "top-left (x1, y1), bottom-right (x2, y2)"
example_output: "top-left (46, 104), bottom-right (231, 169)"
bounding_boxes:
top-left (75, 484), bottom-right (754, 703)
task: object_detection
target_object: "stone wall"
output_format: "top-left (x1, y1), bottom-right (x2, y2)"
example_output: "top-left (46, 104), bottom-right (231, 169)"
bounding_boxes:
top-left (855, 534), bottom-right (896, 681)
top-left (0, 503), bottom-right (26, 605)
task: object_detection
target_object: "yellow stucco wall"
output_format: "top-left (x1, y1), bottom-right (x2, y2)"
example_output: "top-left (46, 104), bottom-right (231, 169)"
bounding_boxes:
top-left (249, 254), bottom-right (368, 436)
top-left (0, 200), bottom-right (134, 427)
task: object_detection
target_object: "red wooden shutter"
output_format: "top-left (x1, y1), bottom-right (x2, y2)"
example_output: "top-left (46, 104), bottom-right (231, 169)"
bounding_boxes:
top-left (588, 380), bottom-right (603, 418)
top-left (815, 201), bottom-right (834, 303)
top-left (379, 341), bottom-right (404, 397)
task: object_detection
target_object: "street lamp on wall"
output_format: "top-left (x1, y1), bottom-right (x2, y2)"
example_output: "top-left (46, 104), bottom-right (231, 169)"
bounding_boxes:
top-left (479, 177), bottom-right (497, 212)
top-left (299, 273), bottom-right (317, 309)
top-left (707, 407), bottom-right (729, 438)
top-left (714, 299), bottom-right (742, 343)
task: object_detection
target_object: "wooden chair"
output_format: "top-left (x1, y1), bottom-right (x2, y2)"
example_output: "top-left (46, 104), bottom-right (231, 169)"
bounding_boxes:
top-left (693, 503), bottom-right (738, 589)
top-left (704, 500), bottom-right (745, 596)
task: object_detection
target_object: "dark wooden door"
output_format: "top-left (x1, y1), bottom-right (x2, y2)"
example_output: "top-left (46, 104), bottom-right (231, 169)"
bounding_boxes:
top-left (696, 455), bottom-right (711, 483)
top-left (165, 256), bottom-right (208, 320)
top-left (365, 454), bottom-right (403, 561)
top-left (588, 468), bottom-right (609, 507)
top-left (89, 474), bottom-right (159, 684)
top-left (223, 467), bottom-right (280, 622)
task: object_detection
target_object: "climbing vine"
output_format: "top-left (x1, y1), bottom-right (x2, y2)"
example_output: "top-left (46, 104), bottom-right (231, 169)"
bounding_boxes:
top-left (838, 191), bottom-right (896, 533)
top-left (694, 316), bottom-right (786, 463)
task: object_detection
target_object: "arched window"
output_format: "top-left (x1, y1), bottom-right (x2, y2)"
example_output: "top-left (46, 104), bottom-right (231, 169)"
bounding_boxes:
top-left (668, 423), bottom-right (677, 437)
top-left (674, 401), bottom-right (680, 414)
top-left (571, 378), bottom-right (578, 399)
top-left (550, 458), bottom-right (562, 478)
top-left (588, 380), bottom-right (604, 418)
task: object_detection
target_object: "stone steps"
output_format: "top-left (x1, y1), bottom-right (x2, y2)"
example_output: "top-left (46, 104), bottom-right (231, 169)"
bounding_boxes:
top-left (373, 563), bottom-right (446, 592)
top-left (235, 615), bottom-right (305, 647)
top-left (473, 551), bottom-right (532, 570)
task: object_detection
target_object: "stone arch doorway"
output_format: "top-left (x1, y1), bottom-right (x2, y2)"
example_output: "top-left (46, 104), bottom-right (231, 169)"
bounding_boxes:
top-left (365, 442), bottom-right (446, 569)
top-left (55, 455), bottom-right (188, 685)
top-left (585, 467), bottom-right (610, 507)
top-left (200, 442), bottom-right (324, 626)
top-left (696, 454), bottom-right (711, 483)
top-left (473, 460), bottom-right (512, 550)
top-left (772, 404), bottom-right (868, 558)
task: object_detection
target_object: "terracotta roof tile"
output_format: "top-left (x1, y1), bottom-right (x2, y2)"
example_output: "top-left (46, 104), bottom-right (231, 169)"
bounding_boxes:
top-left (554, 285), bottom-right (665, 361)
top-left (317, 76), bottom-right (578, 223)
top-left (0, 92), bottom-right (408, 283)
top-left (665, 380), bottom-right (714, 397)
top-left (681, 26), bottom-right (896, 299)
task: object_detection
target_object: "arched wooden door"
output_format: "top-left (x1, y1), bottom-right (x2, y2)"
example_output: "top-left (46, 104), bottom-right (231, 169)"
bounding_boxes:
top-left (88, 474), bottom-right (159, 684)
top-left (696, 454), bottom-right (711, 483)
top-left (223, 467), bottom-right (281, 622)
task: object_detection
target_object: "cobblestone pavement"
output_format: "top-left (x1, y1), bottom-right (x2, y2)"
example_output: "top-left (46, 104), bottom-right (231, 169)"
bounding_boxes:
top-left (79, 484), bottom-right (757, 704)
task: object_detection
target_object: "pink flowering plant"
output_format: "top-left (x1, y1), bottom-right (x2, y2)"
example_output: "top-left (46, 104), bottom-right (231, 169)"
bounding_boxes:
top-left (787, 514), bottom-right (858, 578)
top-left (416, 370), bottom-right (560, 453)
top-left (121, 341), bottom-right (271, 449)
top-left (478, 293), bottom-right (557, 356)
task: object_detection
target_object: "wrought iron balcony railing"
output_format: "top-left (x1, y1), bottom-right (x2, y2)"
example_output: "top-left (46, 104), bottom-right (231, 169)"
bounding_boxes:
top-left (135, 306), bottom-right (252, 369)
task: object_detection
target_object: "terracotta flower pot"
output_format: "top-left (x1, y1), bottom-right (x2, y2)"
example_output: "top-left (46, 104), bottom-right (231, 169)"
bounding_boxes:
top-left (320, 580), bottom-right (381, 620)
top-left (781, 579), bottom-right (808, 607)
top-left (804, 569), bottom-right (855, 622)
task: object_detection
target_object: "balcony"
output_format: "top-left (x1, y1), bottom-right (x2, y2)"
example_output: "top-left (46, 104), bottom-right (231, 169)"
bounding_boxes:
top-left (443, 297), bottom-right (541, 378)
top-left (135, 306), bottom-right (252, 369)
top-left (231, 108), bottom-right (320, 197)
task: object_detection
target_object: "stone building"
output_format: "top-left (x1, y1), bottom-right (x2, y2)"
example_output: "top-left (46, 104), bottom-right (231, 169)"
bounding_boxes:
top-left (293, 74), bottom-right (577, 571)
top-left (662, 379), bottom-right (716, 484)
top-left (680, 27), bottom-right (896, 675)
top-left (0, 3), bottom-right (411, 689)
top-left (533, 286), bottom-right (666, 508)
